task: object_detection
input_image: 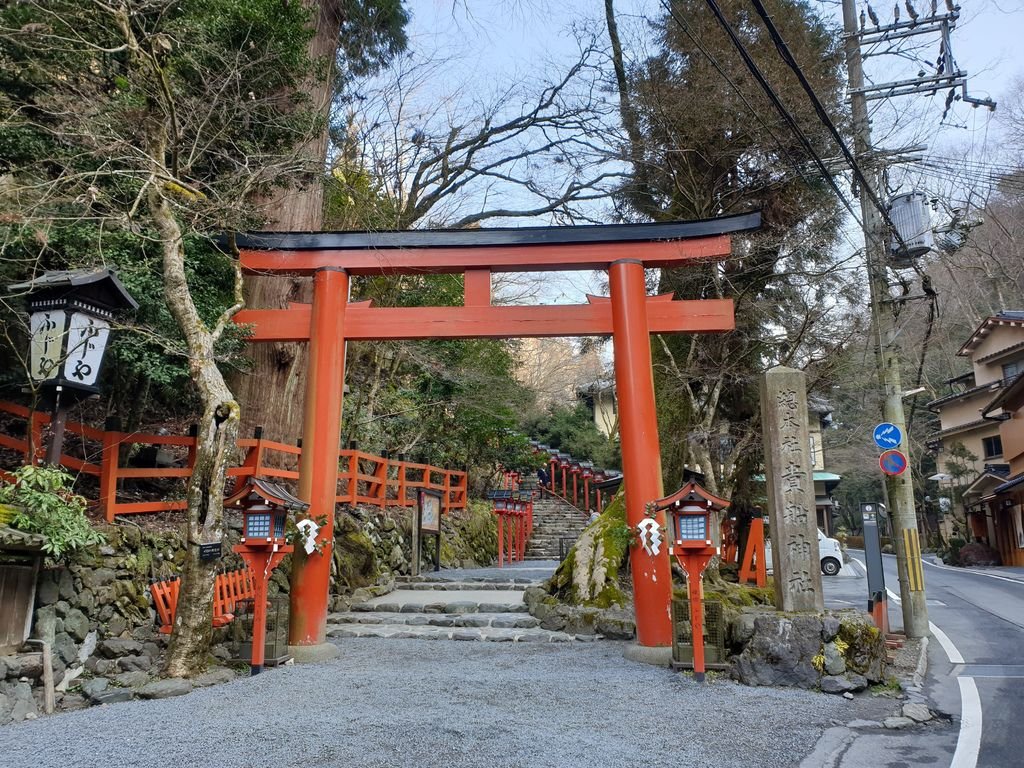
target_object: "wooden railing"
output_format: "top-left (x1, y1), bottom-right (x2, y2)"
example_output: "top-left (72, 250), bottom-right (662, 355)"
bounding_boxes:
top-left (0, 400), bottom-right (467, 522)
top-left (150, 567), bottom-right (254, 633)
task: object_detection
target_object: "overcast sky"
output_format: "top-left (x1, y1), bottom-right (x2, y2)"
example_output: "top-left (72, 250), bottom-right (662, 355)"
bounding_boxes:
top-left (408, 0), bottom-right (1021, 162)
top-left (397, 1), bottom-right (1022, 303)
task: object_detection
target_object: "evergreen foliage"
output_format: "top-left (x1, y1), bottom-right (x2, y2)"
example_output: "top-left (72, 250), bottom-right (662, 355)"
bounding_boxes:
top-left (0, 465), bottom-right (104, 559)
top-left (609, 0), bottom-right (857, 503)
top-left (521, 401), bottom-right (620, 470)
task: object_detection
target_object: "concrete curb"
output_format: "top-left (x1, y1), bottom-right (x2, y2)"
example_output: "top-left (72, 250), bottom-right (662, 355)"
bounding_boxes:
top-left (622, 643), bottom-right (673, 668)
top-left (911, 636), bottom-right (929, 689)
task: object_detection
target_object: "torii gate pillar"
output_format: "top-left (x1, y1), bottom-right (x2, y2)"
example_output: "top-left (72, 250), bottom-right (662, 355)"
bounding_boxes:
top-left (289, 267), bottom-right (348, 650)
top-left (610, 260), bottom-right (673, 647)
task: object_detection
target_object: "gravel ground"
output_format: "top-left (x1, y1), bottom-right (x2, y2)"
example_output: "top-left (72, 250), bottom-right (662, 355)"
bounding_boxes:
top-left (0, 638), bottom-right (895, 768)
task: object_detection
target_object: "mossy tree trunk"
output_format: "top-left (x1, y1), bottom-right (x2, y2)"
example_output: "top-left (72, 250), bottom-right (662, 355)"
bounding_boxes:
top-left (146, 125), bottom-right (242, 677)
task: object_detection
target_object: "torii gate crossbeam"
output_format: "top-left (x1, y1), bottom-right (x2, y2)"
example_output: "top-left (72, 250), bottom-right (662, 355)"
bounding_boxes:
top-left (234, 212), bottom-right (759, 655)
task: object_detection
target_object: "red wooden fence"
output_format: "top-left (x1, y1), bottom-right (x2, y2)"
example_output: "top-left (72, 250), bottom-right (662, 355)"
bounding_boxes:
top-left (0, 401), bottom-right (467, 522)
top-left (150, 567), bottom-right (255, 634)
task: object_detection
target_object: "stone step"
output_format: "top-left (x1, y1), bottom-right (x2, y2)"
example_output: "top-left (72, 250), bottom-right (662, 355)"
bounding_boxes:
top-left (326, 622), bottom-right (589, 643)
top-left (352, 589), bottom-right (528, 614)
top-left (389, 580), bottom-right (531, 591)
top-left (328, 611), bottom-right (540, 629)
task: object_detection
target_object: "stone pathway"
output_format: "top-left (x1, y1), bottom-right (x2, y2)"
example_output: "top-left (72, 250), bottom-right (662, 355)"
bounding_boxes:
top-left (523, 481), bottom-right (591, 560)
top-left (325, 560), bottom-right (596, 643)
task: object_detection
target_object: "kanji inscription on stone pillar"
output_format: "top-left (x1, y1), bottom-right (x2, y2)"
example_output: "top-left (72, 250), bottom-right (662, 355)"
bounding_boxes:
top-left (760, 366), bottom-right (824, 612)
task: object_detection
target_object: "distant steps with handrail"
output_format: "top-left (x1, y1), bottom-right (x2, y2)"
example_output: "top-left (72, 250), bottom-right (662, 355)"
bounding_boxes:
top-left (520, 478), bottom-right (591, 560)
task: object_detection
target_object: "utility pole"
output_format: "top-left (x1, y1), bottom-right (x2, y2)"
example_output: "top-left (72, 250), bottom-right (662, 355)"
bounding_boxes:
top-left (841, 0), bottom-right (928, 638)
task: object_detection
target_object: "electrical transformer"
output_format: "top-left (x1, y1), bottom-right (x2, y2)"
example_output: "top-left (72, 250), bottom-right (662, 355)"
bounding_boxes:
top-left (888, 192), bottom-right (934, 265)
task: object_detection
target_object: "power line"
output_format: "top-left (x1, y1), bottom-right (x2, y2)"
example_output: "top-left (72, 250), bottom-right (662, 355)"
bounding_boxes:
top-left (657, 0), bottom-right (864, 226)
top-left (745, 0), bottom-right (911, 253)
top-left (695, 0), bottom-right (863, 229)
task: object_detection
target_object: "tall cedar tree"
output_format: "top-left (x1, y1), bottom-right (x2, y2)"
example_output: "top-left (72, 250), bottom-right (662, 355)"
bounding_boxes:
top-left (606, 0), bottom-right (859, 519)
top-left (232, 1), bottom-right (409, 446)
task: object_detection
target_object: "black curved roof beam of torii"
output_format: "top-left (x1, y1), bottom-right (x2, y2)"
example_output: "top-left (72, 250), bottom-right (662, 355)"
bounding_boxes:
top-left (232, 212), bottom-right (761, 342)
top-left (233, 211), bottom-right (761, 275)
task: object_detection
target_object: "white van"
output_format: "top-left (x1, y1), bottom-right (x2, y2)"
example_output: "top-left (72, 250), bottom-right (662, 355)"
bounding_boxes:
top-left (764, 529), bottom-right (844, 576)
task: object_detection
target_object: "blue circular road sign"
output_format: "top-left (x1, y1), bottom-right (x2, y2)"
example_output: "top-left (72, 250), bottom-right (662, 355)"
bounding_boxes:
top-left (879, 449), bottom-right (909, 476)
top-left (873, 422), bottom-right (904, 450)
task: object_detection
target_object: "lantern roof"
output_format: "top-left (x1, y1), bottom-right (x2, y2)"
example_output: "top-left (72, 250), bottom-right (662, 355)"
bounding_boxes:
top-left (9, 268), bottom-right (139, 312)
top-left (225, 477), bottom-right (309, 512)
top-left (652, 481), bottom-right (730, 512)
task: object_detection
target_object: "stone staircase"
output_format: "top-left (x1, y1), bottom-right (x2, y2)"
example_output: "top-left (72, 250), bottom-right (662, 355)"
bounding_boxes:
top-left (325, 573), bottom-right (595, 643)
top-left (522, 481), bottom-right (591, 560)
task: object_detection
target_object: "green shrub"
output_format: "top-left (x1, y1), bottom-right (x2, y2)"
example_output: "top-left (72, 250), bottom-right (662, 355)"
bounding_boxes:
top-left (0, 465), bottom-right (104, 559)
top-left (939, 536), bottom-right (967, 566)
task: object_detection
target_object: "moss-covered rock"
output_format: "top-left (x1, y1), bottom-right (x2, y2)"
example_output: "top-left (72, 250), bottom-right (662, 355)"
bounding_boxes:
top-left (547, 490), bottom-right (631, 608)
top-left (527, 491), bottom-right (637, 638)
top-left (439, 500), bottom-right (497, 569)
top-left (836, 611), bottom-right (886, 683)
top-left (333, 512), bottom-right (378, 591)
top-left (730, 608), bottom-right (886, 690)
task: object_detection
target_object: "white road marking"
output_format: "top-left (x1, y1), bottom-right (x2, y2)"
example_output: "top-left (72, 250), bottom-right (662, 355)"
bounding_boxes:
top-left (921, 558), bottom-right (1024, 585)
top-left (930, 621), bottom-right (965, 664)
top-left (950, 677), bottom-right (983, 768)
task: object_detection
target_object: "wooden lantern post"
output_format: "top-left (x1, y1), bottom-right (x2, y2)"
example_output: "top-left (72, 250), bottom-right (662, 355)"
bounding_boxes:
top-left (226, 478), bottom-right (306, 675)
top-left (656, 482), bottom-right (730, 681)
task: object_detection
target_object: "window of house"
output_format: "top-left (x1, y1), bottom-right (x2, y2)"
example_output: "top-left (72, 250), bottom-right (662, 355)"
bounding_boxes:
top-left (982, 435), bottom-right (1003, 459)
top-left (1003, 359), bottom-right (1023, 381)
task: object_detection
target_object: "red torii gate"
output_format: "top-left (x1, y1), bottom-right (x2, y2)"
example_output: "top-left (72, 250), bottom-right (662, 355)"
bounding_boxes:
top-left (234, 213), bottom-right (758, 653)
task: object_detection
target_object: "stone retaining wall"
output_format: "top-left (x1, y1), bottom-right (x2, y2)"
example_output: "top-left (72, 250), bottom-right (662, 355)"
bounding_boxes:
top-left (1, 500), bottom-right (497, 724)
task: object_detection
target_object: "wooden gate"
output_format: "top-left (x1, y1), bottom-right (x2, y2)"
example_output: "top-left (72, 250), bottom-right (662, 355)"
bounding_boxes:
top-left (0, 550), bottom-right (41, 653)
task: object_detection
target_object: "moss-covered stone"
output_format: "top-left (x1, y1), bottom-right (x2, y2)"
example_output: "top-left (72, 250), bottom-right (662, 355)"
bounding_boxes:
top-left (438, 500), bottom-right (497, 568)
top-left (134, 546), bottom-right (154, 577)
top-left (547, 490), bottom-right (630, 608)
top-left (333, 512), bottom-right (378, 592)
top-left (730, 608), bottom-right (886, 689)
top-left (837, 612), bottom-right (886, 683)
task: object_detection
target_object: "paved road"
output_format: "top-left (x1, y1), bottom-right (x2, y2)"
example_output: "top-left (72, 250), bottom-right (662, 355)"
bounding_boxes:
top-left (818, 557), bottom-right (958, 767)
top-left (833, 551), bottom-right (1024, 768)
top-left (913, 554), bottom-right (1024, 768)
